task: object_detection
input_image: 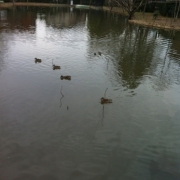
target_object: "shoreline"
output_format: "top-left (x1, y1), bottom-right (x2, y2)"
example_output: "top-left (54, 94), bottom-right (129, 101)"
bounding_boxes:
top-left (1, 2), bottom-right (180, 31)
top-left (102, 6), bottom-right (180, 31)
top-left (0, 2), bottom-right (72, 8)
top-left (128, 19), bottom-right (178, 31)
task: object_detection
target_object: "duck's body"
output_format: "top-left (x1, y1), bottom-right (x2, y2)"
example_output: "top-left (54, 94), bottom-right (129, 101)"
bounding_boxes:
top-left (35, 58), bottom-right (42, 63)
top-left (100, 97), bottom-right (112, 104)
top-left (60, 75), bottom-right (71, 80)
top-left (98, 52), bottom-right (102, 56)
top-left (53, 65), bottom-right (61, 70)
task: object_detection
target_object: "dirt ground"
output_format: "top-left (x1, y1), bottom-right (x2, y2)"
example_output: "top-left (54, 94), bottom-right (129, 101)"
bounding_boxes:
top-left (1, 2), bottom-right (180, 31)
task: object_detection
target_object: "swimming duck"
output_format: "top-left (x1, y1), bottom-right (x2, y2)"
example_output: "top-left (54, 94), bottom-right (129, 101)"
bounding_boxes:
top-left (100, 97), bottom-right (112, 104)
top-left (60, 75), bottom-right (71, 80)
top-left (98, 52), bottom-right (102, 56)
top-left (35, 58), bottom-right (42, 63)
top-left (53, 65), bottom-right (61, 70)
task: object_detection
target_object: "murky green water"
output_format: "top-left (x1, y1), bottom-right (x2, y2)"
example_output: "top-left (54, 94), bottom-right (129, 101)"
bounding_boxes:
top-left (1, 6), bottom-right (180, 180)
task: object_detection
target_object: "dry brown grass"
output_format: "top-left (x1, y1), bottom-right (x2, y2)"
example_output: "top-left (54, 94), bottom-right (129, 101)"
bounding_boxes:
top-left (103, 6), bottom-right (180, 31)
top-left (130, 12), bottom-right (180, 31)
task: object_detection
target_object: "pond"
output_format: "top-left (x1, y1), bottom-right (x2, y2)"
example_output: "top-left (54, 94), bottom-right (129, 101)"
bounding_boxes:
top-left (0, 6), bottom-right (180, 180)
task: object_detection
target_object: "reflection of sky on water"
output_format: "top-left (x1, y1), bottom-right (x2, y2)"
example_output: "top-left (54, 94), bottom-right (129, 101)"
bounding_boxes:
top-left (36, 18), bottom-right (46, 39)
top-left (1, 7), bottom-right (180, 92)
top-left (34, 13), bottom-right (90, 65)
top-left (0, 10), bottom-right (7, 20)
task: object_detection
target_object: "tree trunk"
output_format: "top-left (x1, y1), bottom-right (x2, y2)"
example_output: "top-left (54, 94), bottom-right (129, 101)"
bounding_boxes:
top-left (143, 0), bottom-right (148, 16)
top-left (174, 0), bottom-right (178, 20)
top-left (175, 1), bottom-right (180, 19)
top-left (128, 11), bottom-right (133, 20)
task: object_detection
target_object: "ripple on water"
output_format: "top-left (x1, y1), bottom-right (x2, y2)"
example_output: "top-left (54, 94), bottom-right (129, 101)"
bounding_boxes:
top-left (13, 173), bottom-right (38, 180)
top-left (1, 7), bottom-right (180, 180)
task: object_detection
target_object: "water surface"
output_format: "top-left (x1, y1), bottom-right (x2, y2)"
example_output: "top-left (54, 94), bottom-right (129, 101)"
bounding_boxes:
top-left (0, 6), bottom-right (180, 180)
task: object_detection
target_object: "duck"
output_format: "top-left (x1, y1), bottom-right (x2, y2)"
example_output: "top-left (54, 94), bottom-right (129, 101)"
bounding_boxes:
top-left (94, 53), bottom-right (96, 55)
top-left (60, 75), bottom-right (71, 80)
top-left (35, 58), bottom-right (42, 63)
top-left (100, 97), bottom-right (112, 104)
top-left (53, 65), bottom-right (61, 70)
top-left (98, 52), bottom-right (102, 56)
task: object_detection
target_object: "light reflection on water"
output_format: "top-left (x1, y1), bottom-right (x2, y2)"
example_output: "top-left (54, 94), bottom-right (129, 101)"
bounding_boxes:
top-left (0, 7), bottom-right (180, 180)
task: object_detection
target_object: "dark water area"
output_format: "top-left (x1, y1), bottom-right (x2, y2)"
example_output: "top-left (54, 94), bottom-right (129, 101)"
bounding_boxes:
top-left (0, 6), bottom-right (180, 180)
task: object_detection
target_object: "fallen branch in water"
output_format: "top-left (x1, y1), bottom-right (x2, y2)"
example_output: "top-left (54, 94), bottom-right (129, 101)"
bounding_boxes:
top-left (60, 86), bottom-right (64, 107)
top-left (104, 88), bottom-right (108, 98)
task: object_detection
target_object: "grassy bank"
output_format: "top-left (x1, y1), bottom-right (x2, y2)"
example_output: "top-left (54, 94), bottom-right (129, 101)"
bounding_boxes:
top-left (130, 12), bottom-right (180, 31)
top-left (103, 6), bottom-right (180, 31)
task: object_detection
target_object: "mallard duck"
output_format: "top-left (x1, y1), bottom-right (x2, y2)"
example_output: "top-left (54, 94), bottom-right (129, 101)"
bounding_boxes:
top-left (60, 75), bottom-right (71, 80)
top-left (100, 97), bottom-right (112, 104)
top-left (98, 52), bottom-right (102, 56)
top-left (35, 58), bottom-right (42, 63)
top-left (53, 65), bottom-right (61, 70)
